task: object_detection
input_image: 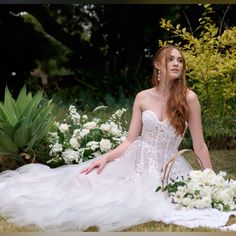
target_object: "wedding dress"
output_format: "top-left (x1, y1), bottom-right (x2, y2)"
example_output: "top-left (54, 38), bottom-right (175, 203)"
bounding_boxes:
top-left (0, 109), bottom-right (235, 231)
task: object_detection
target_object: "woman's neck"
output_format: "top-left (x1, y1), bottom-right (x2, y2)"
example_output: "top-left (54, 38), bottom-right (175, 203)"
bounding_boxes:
top-left (156, 80), bottom-right (173, 97)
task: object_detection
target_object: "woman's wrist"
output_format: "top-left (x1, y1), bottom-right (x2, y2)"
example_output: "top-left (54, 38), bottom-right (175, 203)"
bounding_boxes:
top-left (101, 154), bottom-right (109, 163)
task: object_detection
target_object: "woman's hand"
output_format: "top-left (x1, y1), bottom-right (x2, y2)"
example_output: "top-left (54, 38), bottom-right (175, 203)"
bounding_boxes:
top-left (80, 156), bottom-right (108, 175)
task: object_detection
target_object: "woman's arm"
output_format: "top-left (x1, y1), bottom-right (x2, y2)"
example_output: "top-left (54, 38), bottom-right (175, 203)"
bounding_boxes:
top-left (81, 92), bottom-right (144, 174)
top-left (187, 90), bottom-right (213, 169)
top-left (103, 92), bottom-right (143, 162)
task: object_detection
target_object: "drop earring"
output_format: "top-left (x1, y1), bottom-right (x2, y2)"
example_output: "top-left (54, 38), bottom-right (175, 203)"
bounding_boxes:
top-left (157, 70), bottom-right (160, 81)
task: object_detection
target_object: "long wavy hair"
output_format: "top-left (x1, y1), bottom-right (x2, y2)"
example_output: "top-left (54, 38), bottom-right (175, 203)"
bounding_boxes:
top-left (151, 45), bottom-right (189, 136)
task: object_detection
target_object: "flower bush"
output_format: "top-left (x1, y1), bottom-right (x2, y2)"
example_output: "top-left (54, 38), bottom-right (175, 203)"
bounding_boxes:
top-left (157, 169), bottom-right (236, 212)
top-left (46, 105), bottom-right (128, 166)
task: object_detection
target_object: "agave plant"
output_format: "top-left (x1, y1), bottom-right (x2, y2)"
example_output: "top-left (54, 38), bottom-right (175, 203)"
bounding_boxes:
top-left (0, 86), bottom-right (53, 164)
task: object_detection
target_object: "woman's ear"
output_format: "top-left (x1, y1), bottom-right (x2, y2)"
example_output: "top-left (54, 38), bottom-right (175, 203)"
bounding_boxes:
top-left (154, 62), bottom-right (160, 70)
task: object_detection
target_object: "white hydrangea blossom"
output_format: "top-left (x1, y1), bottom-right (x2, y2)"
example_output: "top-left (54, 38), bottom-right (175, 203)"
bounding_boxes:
top-left (62, 149), bottom-right (80, 164)
top-left (83, 121), bottom-right (97, 130)
top-left (100, 123), bottom-right (111, 132)
top-left (100, 138), bottom-right (112, 152)
top-left (49, 143), bottom-right (63, 155)
top-left (86, 141), bottom-right (99, 151)
top-left (72, 129), bottom-right (81, 139)
top-left (80, 129), bottom-right (90, 138)
top-left (58, 123), bottom-right (70, 133)
top-left (69, 138), bottom-right (80, 149)
top-left (48, 132), bottom-right (59, 142)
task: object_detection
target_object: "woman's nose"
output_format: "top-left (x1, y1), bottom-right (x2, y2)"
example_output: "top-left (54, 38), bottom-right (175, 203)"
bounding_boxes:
top-left (173, 59), bottom-right (178, 66)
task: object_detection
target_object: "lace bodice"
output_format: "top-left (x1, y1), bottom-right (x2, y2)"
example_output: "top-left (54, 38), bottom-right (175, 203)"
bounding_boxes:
top-left (118, 109), bottom-right (191, 181)
top-left (141, 109), bottom-right (183, 153)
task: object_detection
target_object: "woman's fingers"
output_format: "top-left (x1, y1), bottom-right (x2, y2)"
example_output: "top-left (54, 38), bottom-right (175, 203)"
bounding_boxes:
top-left (81, 159), bottom-right (106, 175)
top-left (97, 161), bottom-right (106, 174)
top-left (80, 168), bottom-right (88, 174)
top-left (81, 162), bottom-right (98, 175)
top-left (80, 165), bottom-right (93, 174)
top-left (85, 164), bottom-right (96, 174)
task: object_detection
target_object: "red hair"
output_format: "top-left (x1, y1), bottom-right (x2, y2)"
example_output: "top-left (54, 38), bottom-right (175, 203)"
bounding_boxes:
top-left (152, 45), bottom-right (189, 136)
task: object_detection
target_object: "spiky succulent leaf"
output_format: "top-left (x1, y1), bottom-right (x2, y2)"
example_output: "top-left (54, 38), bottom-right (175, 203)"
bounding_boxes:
top-left (0, 131), bottom-right (18, 154)
top-left (4, 86), bottom-right (20, 123)
top-left (14, 125), bottom-right (32, 149)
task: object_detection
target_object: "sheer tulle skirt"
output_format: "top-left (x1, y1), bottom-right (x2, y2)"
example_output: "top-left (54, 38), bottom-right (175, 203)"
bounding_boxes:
top-left (0, 140), bottom-right (175, 231)
top-left (1, 138), bottom-right (235, 231)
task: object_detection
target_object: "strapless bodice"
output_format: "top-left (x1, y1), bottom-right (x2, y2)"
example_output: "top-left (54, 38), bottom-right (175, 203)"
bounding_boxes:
top-left (141, 110), bottom-right (183, 153)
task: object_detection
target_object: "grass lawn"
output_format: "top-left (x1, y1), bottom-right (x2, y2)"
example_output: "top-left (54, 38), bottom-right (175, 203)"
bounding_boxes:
top-left (0, 149), bottom-right (235, 232)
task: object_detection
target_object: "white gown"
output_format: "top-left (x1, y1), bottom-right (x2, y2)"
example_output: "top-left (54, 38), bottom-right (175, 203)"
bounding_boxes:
top-left (0, 109), bottom-right (235, 231)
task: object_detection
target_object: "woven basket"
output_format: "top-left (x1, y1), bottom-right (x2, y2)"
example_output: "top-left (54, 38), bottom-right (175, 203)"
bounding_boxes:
top-left (161, 149), bottom-right (204, 191)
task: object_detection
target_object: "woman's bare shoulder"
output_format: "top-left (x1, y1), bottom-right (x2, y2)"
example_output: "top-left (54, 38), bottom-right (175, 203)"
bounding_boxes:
top-left (186, 89), bottom-right (199, 105)
top-left (136, 88), bottom-right (155, 99)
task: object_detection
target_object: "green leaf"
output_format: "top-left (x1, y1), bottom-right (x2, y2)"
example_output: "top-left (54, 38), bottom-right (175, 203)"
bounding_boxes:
top-left (21, 91), bottom-right (43, 119)
top-left (0, 131), bottom-right (18, 154)
top-left (0, 103), bottom-right (14, 126)
top-left (14, 125), bottom-right (32, 149)
top-left (16, 85), bottom-right (29, 113)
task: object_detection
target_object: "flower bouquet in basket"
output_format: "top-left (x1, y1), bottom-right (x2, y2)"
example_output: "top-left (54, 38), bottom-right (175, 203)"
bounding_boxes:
top-left (156, 150), bottom-right (236, 212)
top-left (46, 105), bottom-right (128, 167)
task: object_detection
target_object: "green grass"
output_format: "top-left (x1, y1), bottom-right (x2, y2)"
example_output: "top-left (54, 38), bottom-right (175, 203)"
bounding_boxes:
top-left (0, 149), bottom-right (235, 232)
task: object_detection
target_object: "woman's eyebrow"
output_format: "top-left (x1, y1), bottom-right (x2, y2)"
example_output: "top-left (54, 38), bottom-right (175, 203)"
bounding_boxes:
top-left (170, 55), bottom-right (183, 58)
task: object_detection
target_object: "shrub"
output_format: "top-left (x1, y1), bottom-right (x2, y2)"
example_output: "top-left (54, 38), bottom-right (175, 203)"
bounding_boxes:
top-left (159, 4), bottom-right (236, 148)
top-left (0, 86), bottom-right (53, 167)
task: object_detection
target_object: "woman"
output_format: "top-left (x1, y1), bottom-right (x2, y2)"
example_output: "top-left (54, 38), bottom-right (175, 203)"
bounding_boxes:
top-left (1, 45), bottom-right (234, 232)
top-left (81, 45), bottom-right (212, 176)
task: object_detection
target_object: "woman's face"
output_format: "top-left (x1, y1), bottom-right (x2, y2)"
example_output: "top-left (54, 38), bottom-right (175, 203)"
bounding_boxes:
top-left (156, 48), bottom-right (184, 81)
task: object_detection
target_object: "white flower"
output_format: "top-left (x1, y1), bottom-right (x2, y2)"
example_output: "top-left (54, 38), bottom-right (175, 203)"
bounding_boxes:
top-left (110, 127), bottom-right (122, 136)
top-left (111, 108), bottom-right (127, 119)
top-left (49, 132), bottom-right (59, 138)
top-left (72, 129), bottom-right (81, 138)
top-left (69, 138), bottom-right (80, 149)
top-left (210, 175), bottom-right (225, 186)
top-left (91, 151), bottom-right (102, 157)
top-left (193, 197), bottom-right (212, 209)
top-left (214, 189), bottom-right (233, 202)
top-left (86, 141), bottom-right (99, 151)
top-left (69, 105), bottom-right (81, 123)
top-left (49, 143), bottom-right (63, 155)
top-left (80, 129), bottom-right (90, 137)
top-left (54, 121), bottom-right (60, 127)
top-left (100, 123), bottom-right (111, 132)
top-left (83, 121), bottom-right (97, 130)
top-left (82, 115), bottom-right (88, 120)
top-left (120, 136), bottom-right (127, 142)
top-left (46, 105), bottom-right (128, 165)
top-left (69, 105), bottom-right (76, 112)
top-left (161, 169), bottom-right (236, 212)
top-left (62, 149), bottom-right (80, 164)
top-left (58, 123), bottom-right (70, 133)
top-left (48, 132), bottom-right (59, 142)
top-left (219, 171), bottom-right (227, 177)
top-left (181, 197), bottom-right (192, 206)
top-left (100, 138), bottom-right (112, 152)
